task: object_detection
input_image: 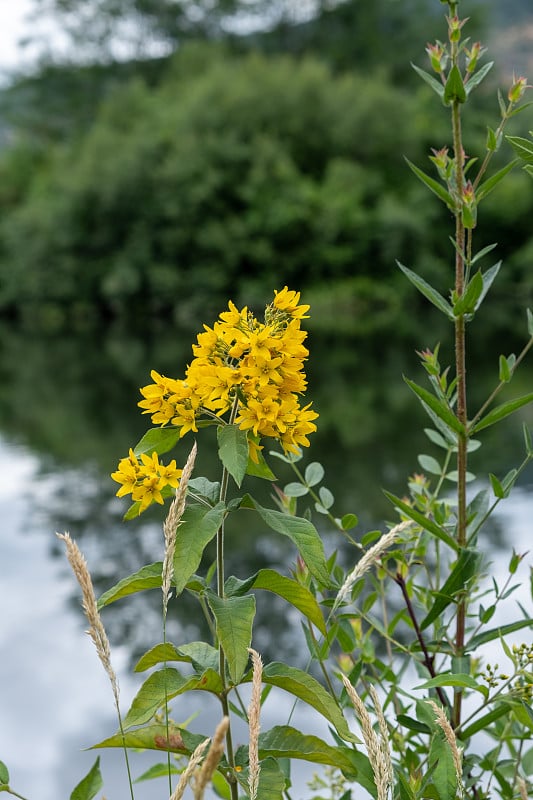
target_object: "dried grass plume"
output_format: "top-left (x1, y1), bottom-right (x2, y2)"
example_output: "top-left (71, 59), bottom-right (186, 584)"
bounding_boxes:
top-left (248, 648), bottom-right (263, 800)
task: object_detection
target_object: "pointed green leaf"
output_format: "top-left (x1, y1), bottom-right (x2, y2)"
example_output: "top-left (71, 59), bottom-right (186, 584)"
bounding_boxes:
top-left (416, 673), bottom-right (485, 694)
top-left (91, 724), bottom-right (204, 753)
top-left (453, 270), bottom-right (483, 316)
top-left (135, 642), bottom-right (219, 673)
top-left (242, 496), bottom-right (330, 586)
top-left (527, 309), bottom-right (533, 337)
top-left (257, 726), bottom-right (357, 774)
top-left (98, 562), bottom-right (163, 609)
top-left (135, 642), bottom-right (187, 671)
top-left (135, 763), bottom-right (181, 781)
top-left (473, 261), bottom-right (501, 312)
top-left (404, 160), bottom-right (455, 209)
top-left (133, 427), bottom-right (181, 457)
top-left (235, 757), bottom-right (286, 800)
top-left (397, 265), bottom-right (446, 317)
top-left (208, 594), bottom-right (255, 684)
top-left (421, 548), bottom-right (481, 629)
top-left (225, 568), bottom-right (326, 635)
top-left (173, 502), bottom-right (226, 594)
top-left (444, 64), bottom-right (466, 104)
top-left (470, 242), bottom-right (498, 266)
top-left (498, 354), bottom-right (514, 383)
top-left (468, 619), bottom-right (533, 650)
top-left (404, 378), bottom-right (465, 435)
top-left (464, 61), bottom-right (493, 95)
top-left (123, 668), bottom-right (223, 728)
top-left (383, 491), bottom-right (459, 551)
top-left (507, 135), bottom-right (533, 164)
top-left (0, 762), bottom-right (8, 785)
top-left (411, 63), bottom-right (445, 98)
top-left (70, 758), bottom-right (103, 800)
top-left (471, 393), bottom-right (533, 433)
top-left (188, 477), bottom-right (220, 505)
top-left (476, 160), bottom-right (517, 202)
top-left (396, 714), bottom-right (432, 734)
top-left (460, 702), bottom-right (511, 739)
top-left (430, 732), bottom-right (457, 800)
top-left (218, 425), bottom-right (249, 487)
top-left (262, 663), bottom-right (360, 743)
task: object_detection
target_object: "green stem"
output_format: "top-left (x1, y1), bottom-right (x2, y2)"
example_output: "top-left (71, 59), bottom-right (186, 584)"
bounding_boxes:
top-left (450, 41), bottom-right (468, 729)
top-left (215, 400), bottom-right (240, 800)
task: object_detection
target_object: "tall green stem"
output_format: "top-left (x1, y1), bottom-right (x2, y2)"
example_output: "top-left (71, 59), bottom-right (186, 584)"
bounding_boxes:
top-left (216, 401), bottom-right (240, 800)
top-left (449, 9), bottom-right (468, 729)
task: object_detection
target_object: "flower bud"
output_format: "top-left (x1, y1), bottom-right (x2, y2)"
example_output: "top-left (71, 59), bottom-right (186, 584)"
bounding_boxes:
top-left (508, 74), bottom-right (531, 103)
top-left (426, 41), bottom-right (447, 74)
top-left (464, 41), bottom-right (486, 73)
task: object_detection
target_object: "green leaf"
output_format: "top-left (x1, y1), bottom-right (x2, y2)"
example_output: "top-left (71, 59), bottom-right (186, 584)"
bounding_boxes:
top-left (123, 668), bottom-right (223, 728)
top-left (135, 763), bottom-right (181, 781)
top-left (133, 427), bottom-right (181, 457)
top-left (474, 261), bottom-right (501, 311)
top-left (489, 473), bottom-right (505, 499)
top-left (134, 641), bottom-right (219, 673)
top-left (471, 393), bottom-right (533, 433)
top-left (404, 377), bottom-right (465, 436)
top-left (476, 160), bottom-right (517, 202)
top-left (418, 454), bottom-right (442, 475)
top-left (421, 548), bottom-right (481, 629)
top-left (416, 673), bottom-right (485, 694)
top-left (208, 594), bottom-right (255, 684)
top-left (217, 425), bottom-right (249, 487)
top-left (341, 513), bottom-right (358, 530)
top-left (411, 63), bottom-right (445, 98)
top-left (403, 162), bottom-right (455, 210)
top-left (92, 723), bottom-right (204, 753)
top-left (283, 482), bottom-right (309, 497)
top-left (498, 354), bottom-right (514, 383)
top-left (453, 270), bottom-right (483, 316)
top-left (528, 309), bottom-right (533, 337)
top-left (430, 732), bottom-right (457, 800)
top-left (241, 496), bottom-right (330, 586)
top-left (464, 61), bottom-right (493, 95)
top-left (0, 763), bottom-right (8, 785)
top-left (98, 562), bottom-right (163, 609)
top-left (507, 135), bottom-right (533, 164)
top-left (397, 714), bottom-right (431, 734)
top-left (135, 642), bottom-right (187, 671)
top-left (188, 477), bottom-right (220, 504)
top-left (383, 491), bottom-right (459, 552)
top-left (225, 569), bottom-right (326, 635)
top-left (258, 726), bottom-right (357, 774)
top-left (444, 64), bottom-right (466, 104)
top-left (468, 619), bottom-right (533, 650)
top-left (235, 757), bottom-right (286, 800)
top-left (460, 702), bottom-right (512, 739)
top-left (262, 663), bottom-right (360, 743)
top-left (486, 126), bottom-right (500, 152)
top-left (305, 462), bottom-right (325, 487)
top-left (173, 502), bottom-right (226, 594)
top-left (470, 242), bottom-right (498, 266)
top-left (70, 758), bottom-right (103, 800)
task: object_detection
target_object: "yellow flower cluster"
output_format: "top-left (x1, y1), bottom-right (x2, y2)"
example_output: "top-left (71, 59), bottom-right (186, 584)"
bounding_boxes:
top-left (111, 287), bottom-right (318, 509)
top-left (111, 450), bottom-right (182, 513)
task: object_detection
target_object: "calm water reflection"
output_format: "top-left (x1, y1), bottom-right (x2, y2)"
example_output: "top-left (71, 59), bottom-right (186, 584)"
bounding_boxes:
top-left (1, 328), bottom-right (532, 797)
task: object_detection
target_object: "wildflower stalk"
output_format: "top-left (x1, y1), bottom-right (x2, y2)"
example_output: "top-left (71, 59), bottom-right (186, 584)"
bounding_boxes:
top-left (162, 443), bottom-right (197, 794)
top-left (57, 532), bottom-right (135, 800)
top-left (448, 0), bottom-right (469, 730)
top-left (215, 398), bottom-right (240, 800)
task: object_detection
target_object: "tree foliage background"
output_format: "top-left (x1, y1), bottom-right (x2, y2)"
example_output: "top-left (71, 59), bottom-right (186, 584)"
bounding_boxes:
top-left (0, 0), bottom-right (532, 345)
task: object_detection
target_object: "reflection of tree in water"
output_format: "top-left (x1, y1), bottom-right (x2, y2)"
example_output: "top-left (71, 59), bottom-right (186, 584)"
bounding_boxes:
top-left (48, 470), bottom-right (313, 667)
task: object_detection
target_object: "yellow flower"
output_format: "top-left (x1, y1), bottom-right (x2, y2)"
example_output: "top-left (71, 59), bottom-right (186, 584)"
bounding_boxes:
top-left (272, 286), bottom-right (310, 319)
